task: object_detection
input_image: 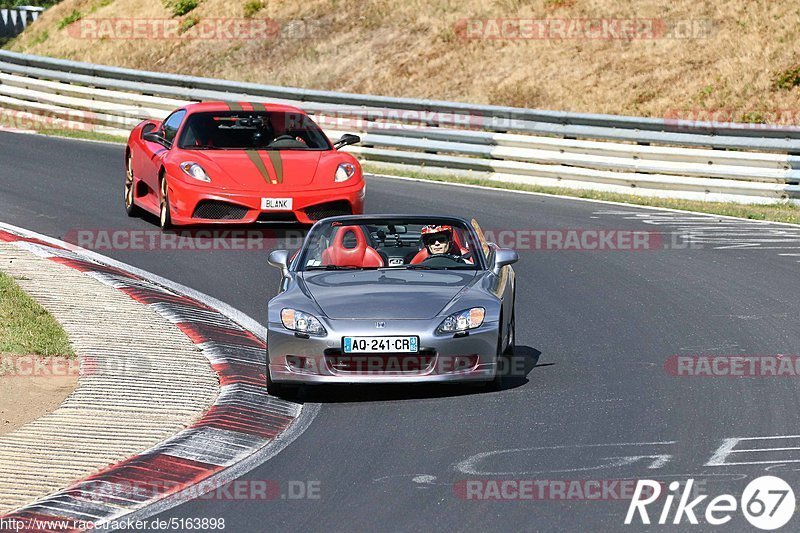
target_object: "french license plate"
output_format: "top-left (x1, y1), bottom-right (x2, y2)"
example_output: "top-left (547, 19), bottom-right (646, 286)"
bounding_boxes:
top-left (343, 336), bottom-right (419, 354)
top-left (261, 197), bottom-right (293, 210)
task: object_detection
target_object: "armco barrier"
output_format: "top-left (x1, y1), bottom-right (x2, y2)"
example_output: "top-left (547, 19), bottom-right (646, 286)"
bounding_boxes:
top-left (0, 8), bottom-right (42, 39)
top-left (1, 50), bottom-right (799, 204)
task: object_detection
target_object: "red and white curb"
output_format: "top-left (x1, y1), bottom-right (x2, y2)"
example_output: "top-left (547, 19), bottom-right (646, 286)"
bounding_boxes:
top-left (0, 223), bottom-right (318, 532)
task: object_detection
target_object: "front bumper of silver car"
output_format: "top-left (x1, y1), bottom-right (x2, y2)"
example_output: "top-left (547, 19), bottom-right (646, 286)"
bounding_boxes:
top-left (267, 318), bottom-right (500, 384)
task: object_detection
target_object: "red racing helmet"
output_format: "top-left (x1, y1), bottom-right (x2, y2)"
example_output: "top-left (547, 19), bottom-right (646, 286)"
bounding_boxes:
top-left (421, 224), bottom-right (453, 237)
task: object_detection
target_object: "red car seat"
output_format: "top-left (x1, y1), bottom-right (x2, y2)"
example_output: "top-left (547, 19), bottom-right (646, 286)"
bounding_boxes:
top-left (322, 226), bottom-right (384, 268)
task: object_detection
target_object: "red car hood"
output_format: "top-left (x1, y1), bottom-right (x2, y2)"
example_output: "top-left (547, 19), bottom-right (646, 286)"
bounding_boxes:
top-left (185, 149), bottom-right (322, 190)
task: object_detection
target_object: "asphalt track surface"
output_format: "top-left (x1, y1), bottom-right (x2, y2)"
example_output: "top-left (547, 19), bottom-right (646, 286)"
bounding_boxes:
top-left (3, 131), bottom-right (800, 532)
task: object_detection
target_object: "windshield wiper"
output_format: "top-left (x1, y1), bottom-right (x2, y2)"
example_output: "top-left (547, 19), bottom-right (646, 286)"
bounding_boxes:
top-left (406, 264), bottom-right (435, 270)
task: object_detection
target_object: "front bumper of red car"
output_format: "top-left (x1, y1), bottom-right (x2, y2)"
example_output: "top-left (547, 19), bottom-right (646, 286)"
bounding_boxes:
top-left (165, 178), bottom-right (366, 225)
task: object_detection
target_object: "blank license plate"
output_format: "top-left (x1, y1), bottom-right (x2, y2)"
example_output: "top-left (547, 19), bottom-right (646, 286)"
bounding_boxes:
top-left (343, 336), bottom-right (419, 353)
top-left (261, 198), bottom-right (293, 210)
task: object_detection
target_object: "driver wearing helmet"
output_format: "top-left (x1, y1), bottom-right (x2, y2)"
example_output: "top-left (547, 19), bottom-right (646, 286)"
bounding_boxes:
top-left (404, 224), bottom-right (474, 265)
top-left (421, 225), bottom-right (461, 256)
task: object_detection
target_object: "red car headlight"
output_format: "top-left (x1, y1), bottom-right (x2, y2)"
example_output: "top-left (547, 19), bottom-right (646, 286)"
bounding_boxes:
top-left (179, 162), bottom-right (212, 183)
top-left (334, 162), bottom-right (357, 183)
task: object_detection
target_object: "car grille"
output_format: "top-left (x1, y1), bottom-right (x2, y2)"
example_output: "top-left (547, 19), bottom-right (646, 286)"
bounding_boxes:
top-left (303, 200), bottom-right (353, 221)
top-left (256, 211), bottom-right (298, 223)
top-left (324, 349), bottom-right (436, 374)
top-left (192, 201), bottom-right (249, 220)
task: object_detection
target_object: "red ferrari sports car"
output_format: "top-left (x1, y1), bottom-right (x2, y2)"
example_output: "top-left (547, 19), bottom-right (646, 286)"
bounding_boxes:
top-left (124, 102), bottom-right (365, 227)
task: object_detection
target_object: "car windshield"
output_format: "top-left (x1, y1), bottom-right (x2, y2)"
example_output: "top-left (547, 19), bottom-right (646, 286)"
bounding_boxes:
top-left (296, 218), bottom-right (483, 271)
top-left (177, 111), bottom-right (331, 150)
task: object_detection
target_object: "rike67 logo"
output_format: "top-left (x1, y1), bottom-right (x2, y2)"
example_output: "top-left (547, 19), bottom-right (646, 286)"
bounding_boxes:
top-left (625, 476), bottom-right (795, 530)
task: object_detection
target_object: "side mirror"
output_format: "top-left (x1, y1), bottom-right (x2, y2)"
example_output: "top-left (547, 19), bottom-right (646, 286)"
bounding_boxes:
top-left (492, 248), bottom-right (518, 274)
top-left (142, 131), bottom-right (164, 144)
top-left (268, 249), bottom-right (290, 276)
top-left (334, 134), bottom-right (361, 149)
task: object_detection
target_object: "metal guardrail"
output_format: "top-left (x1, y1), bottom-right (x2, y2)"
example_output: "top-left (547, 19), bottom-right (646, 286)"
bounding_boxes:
top-left (4, 50), bottom-right (800, 138)
top-left (0, 50), bottom-right (799, 204)
top-left (0, 7), bottom-right (42, 39)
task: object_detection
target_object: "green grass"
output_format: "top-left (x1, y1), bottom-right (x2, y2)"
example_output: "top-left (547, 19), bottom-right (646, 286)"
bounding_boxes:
top-left (30, 128), bottom-right (128, 143)
top-left (163, 0), bottom-right (199, 17)
top-left (243, 0), bottom-right (263, 18)
top-left (0, 127), bottom-right (126, 147)
top-left (90, 0), bottom-right (115, 13)
top-left (29, 29), bottom-right (49, 46)
top-left (56, 9), bottom-right (82, 30)
top-left (363, 163), bottom-right (800, 225)
top-left (179, 14), bottom-right (200, 33)
top-left (775, 64), bottom-right (800, 90)
top-left (0, 272), bottom-right (73, 357)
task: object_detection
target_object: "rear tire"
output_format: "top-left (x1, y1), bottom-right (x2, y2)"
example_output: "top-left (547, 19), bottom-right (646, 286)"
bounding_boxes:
top-left (159, 177), bottom-right (173, 230)
top-left (125, 153), bottom-right (142, 217)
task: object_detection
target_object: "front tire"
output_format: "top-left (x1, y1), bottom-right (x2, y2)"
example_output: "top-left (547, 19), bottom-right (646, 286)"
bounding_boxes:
top-left (479, 312), bottom-right (508, 391)
top-left (487, 304), bottom-right (516, 389)
top-left (159, 177), bottom-right (173, 230)
top-left (504, 309), bottom-right (516, 356)
top-left (125, 153), bottom-right (142, 217)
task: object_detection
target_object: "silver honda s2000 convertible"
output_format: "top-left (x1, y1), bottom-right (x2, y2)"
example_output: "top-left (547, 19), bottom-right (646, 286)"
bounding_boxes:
top-left (265, 215), bottom-right (518, 397)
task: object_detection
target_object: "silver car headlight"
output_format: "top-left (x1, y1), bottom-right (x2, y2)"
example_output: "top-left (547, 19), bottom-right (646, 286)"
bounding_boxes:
top-left (281, 308), bottom-right (327, 336)
top-left (436, 307), bottom-right (485, 334)
top-left (334, 162), bottom-right (357, 183)
top-left (180, 162), bottom-right (211, 182)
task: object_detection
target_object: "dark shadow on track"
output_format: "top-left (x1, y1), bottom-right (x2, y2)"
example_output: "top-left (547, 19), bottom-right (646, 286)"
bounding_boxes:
top-left (287, 345), bottom-right (545, 404)
top-left (497, 345), bottom-right (544, 391)
top-left (141, 216), bottom-right (310, 234)
top-left (100, 212), bottom-right (311, 251)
